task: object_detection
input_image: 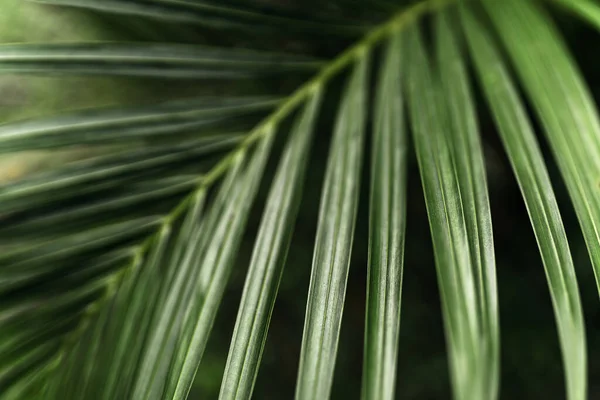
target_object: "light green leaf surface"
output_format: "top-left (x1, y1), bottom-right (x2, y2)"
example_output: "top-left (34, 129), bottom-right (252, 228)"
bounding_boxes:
top-left (462, 8), bottom-right (587, 400)
top-left (435, 12), bottom-right (499, 400)
top-left (549, 0), bottom-right (600, 28)
top-left (295, 56), bottom-right (369, 400)
top-left (484, 0), bottom-right (600, 294)
top-left (361, 31), bottom-right (406, 400)
top-left (0, 44), bottom-right (321, 78)
top-left (219, 91), bottom-right (322, 400)
top-left (405, 24), bottom-right (496, 400)
top-left (166, 132), bottom-right (274, 400)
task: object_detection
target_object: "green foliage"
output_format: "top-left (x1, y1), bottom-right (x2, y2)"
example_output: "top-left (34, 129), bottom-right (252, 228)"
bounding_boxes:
top-left (1, 1), bottom-right (600, 399)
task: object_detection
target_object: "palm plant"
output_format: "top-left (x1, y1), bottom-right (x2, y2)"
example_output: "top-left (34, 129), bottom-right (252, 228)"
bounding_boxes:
top-left (1, 0), bottom-right (600, 399)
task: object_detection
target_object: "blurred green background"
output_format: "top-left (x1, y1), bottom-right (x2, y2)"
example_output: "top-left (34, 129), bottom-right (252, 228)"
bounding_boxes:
top-left (2, 1), bottom-right (599, 399)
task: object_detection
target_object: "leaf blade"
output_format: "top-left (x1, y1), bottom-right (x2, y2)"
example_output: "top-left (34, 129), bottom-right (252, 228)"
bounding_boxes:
top-left (404, 24), bottom-right (497, 400)
top-left (33, 0), bottom-right (366, 36)
top-left (219, 91), bottom-right (322, 400)
top-left (483, 0), bottom-right (600, 296)
top-left (462, 8), bottom-right (587, 400)
top-left (0, 43), bottom-right (321, 78)
top-left (435, 12), bottom-right (499, 399)
top-left (295, 55), bottom-right (369, 400)
top-left (361, 31), bottom-right (407, 400)
top-left (0, 97), bottom-right (277, 151)
top-left (166, 132), bottom-right (274, 400)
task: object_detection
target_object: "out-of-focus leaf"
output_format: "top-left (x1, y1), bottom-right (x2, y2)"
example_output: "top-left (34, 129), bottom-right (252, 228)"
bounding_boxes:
top-left (0, 44), bottom-right (322, 78)
top-left (549, 0), bottom-right (600, 28)
top-left (0, 135), bottom-right (238, 214)
top-left (34, 0), bottom-right (367, 36)
top-left (0, 97), bottom-right (278, 151)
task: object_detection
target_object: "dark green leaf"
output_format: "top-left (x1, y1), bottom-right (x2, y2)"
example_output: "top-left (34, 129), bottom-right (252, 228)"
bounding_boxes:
top-left (435, 12), bottom-right (499, 399)
top-left (0, 97), bottom-right (278, 151)
top-left (34, 0), bottom-right (366, 36)
top-left (0, 44), bottom-right (322, 78)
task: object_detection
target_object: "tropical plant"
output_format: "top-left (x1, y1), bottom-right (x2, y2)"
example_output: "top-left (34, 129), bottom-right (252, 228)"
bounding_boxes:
top-left (1, 0), bottom-right (599, 399)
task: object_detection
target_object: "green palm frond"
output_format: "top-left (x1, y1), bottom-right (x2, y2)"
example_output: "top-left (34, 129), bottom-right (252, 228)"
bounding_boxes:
top-left (1, 0), bottom-right (600, 399)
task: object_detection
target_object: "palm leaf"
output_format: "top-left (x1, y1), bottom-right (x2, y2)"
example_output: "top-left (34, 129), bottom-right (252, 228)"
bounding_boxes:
top-left (2, 0), bottom-right (599, 399)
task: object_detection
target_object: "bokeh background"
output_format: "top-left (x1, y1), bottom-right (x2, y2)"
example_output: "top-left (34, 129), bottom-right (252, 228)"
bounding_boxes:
top-left (2, 1), bottom-right (600, 399)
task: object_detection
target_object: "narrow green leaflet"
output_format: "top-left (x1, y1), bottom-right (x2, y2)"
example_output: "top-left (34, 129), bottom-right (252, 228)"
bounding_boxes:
top-left (219, 91), bottom-right (322, 400)
top-left (0, 251), bottom-right (137, 397)
top-left (0, 216), bottom-right (161, 277)
top-left (483, 0), bottom-right (600, 293)
top-left (165, 132), bottom-right (274, 400)
top-left (130, 171), bottom-right (240, 400)
top-left (0, 97), bottom-right (278, 151)
top-left (0, 175), bottom-right (198, 239)
top-left (51, 223), bottom-right (172, 400)
top-left (462, 9), bottom-right (587, 400)
top-left (102, 190), bottom-right (206, 400)
top-left (295, 56), bottom-right (369, 400)
top-left (549, 0), bottom-right (600, 28)
top-left (33, 0), bottom-right (365, 35)
top-left (361, 32), bottom-right (406, 400)
top-left (159, 154), bottom-right (248, 400)
top-left (0, 44), bottom-right (321, 78)
top-left (0, 341), bottom-right (61, 394)
top-left (404, 26), bottom-right (491, 400)
top-left (0, 135), bottom-right (238, 214)
top-left (435, 13), bottom-right (499, 400)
